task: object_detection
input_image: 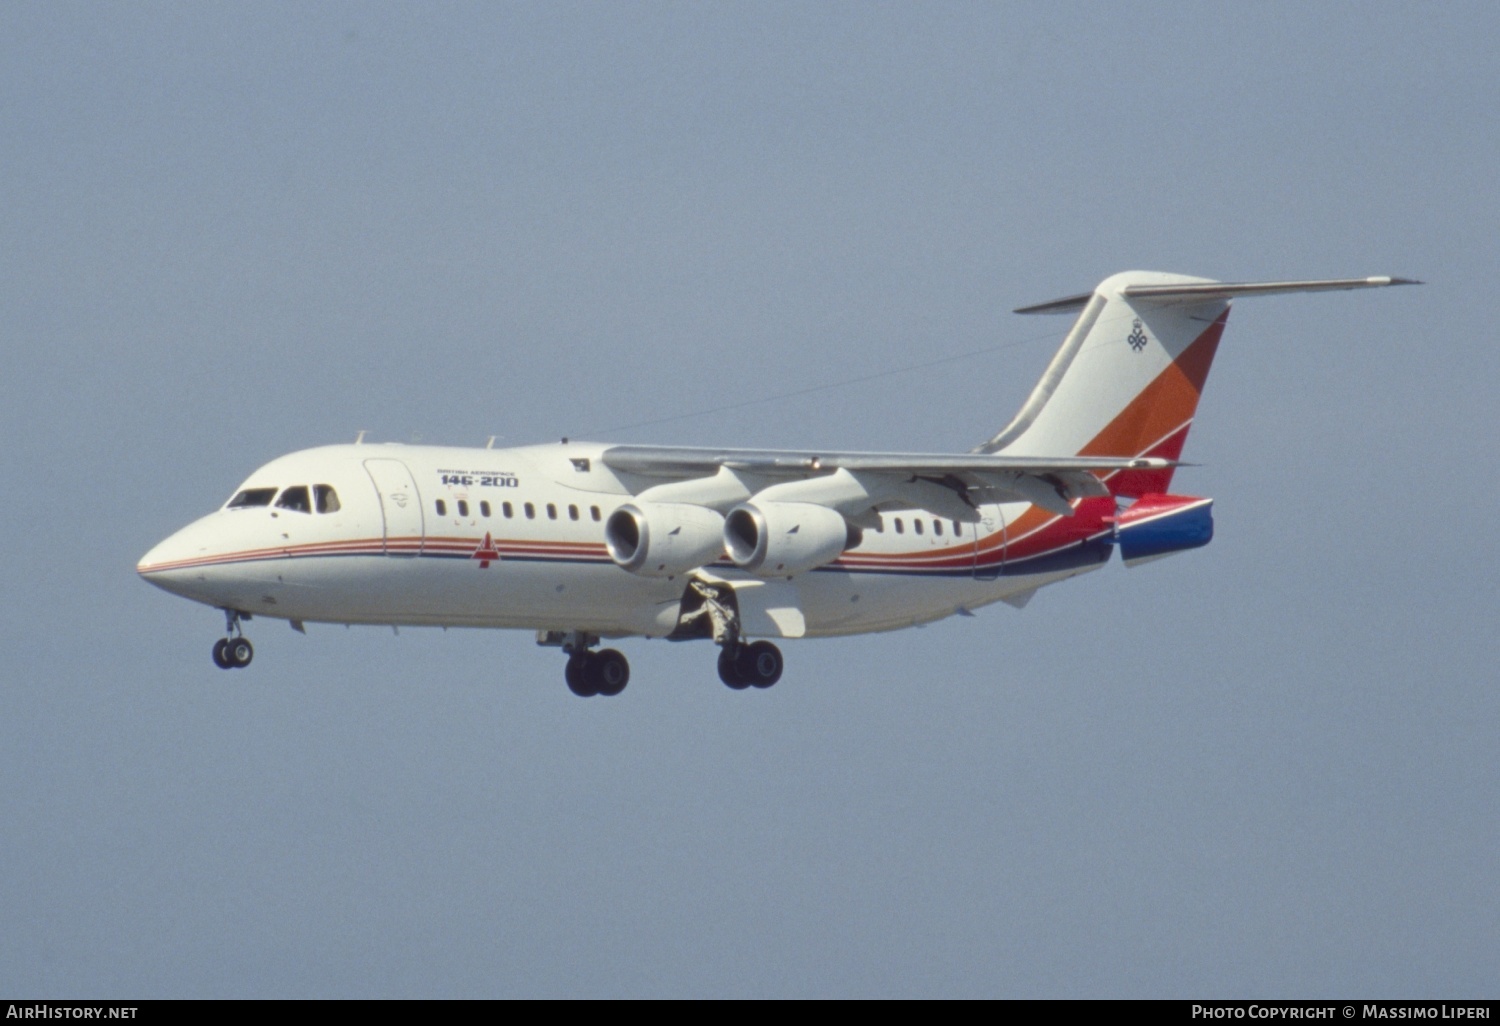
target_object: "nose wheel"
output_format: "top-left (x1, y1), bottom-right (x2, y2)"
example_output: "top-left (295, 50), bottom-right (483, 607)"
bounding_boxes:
top-left (212, 610), bottom-right (254, 669)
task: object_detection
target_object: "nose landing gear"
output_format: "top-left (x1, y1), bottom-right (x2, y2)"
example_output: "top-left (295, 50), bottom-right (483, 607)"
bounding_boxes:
top-left (212, 610), bottom-right (254, 669)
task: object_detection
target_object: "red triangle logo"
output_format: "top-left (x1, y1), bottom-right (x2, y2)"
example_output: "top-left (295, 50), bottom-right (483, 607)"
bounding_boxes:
top-left (472, 532), bottom-right (501, 568)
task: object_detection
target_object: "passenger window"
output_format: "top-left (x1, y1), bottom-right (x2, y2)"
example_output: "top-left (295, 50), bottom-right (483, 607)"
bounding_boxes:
top-left (457, 500), bottom-right (469, 517)
top-left (480, 501), bottom-right (491, 517)
top-left (933, 520), bottom-right (943, 537)
top-left (228, 488), bottom-right (277, 508)
top-left (914, 519), bottom-right (924, 536)
top-left (524, 502), bottom-right (535, 519)
top-left (952, 520), bottom-right (962, 536)
top-left (435, 499), bottom-right (447, 516)
top-left (275, 486), bottom-right (312, 513)
top-left (568, 504), bottom-right (579, 521)
top-left (314, 485), bottom-right (341, 514)
top-left (894, 518), bottom-right (904, 534)
top-left (546, 503), bottom-right (557, 520)
top-left (503, 501), bottom-right (514, 519)
top-left (591, 506), bottom-right (601, 522)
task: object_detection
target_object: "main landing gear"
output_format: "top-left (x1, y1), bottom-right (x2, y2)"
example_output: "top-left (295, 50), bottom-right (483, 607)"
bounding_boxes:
top-left (676, 578), bottom-right (783, 691)
top-left (539, 631), bottom-right (630, 698)
top-left (548, 637), bottom-right (782, 696)
top-left (538, 614), bottom-right (785, 697)
top-left (716, 640), bottom-right (784, 690)
top-left (565, 648), bottom-right (630, 698)
top-left (211, 610), bottom-right (254, 670)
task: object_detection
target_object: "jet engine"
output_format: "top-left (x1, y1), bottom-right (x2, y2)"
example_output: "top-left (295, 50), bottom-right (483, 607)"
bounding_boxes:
top-left (604, 502), bottom-right (726, 577)
top-left (724, 501), bottom-right (859, 577)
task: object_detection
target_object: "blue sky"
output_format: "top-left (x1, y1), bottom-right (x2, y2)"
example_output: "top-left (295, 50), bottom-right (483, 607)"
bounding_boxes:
top-left (2, 2), bottom-right (1495, 997)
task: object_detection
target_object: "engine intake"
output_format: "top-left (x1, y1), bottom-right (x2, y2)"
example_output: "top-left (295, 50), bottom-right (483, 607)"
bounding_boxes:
top-left (724, 501), bottom-right (857, 577)
top-left (605, 502), bottom-right (725, 577)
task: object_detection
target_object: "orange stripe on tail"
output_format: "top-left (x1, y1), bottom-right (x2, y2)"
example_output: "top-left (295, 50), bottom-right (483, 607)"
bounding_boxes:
top-left (1080, 310), bottom-right (1228, 497)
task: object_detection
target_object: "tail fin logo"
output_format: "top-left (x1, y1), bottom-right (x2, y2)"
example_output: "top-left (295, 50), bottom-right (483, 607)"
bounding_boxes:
top-left (1127, 319), bottom-right (1149, 353)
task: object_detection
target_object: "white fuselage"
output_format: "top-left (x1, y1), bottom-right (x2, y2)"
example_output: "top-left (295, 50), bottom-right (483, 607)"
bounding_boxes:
top-left (138, 442), bottom-right (1111, 641)
top-left (136, 271), bottom-right (1409, 685)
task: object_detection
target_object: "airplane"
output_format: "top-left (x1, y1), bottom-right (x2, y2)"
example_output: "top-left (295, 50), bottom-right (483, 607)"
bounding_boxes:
top-left (138, 270), bottom-right (1415, 696)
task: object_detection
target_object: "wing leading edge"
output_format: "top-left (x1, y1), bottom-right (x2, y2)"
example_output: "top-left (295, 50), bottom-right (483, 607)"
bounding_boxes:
top-left (601, 445), bottom-right (1171, 476)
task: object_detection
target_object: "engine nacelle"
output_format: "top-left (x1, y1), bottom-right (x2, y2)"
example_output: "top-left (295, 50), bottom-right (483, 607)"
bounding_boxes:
top-left (724, 501), bottom-right (857, 577)
top-left (604, 502), bottom-right (726, 577)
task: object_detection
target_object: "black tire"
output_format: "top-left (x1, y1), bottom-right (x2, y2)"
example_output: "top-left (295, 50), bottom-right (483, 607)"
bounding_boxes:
top-left (591, 649), bottom-right (630, 697)
top-left (718, 648), bottom-right (749, 690)
top-left (565, 652), bottom-right (597, 697)
top-left (211, 638), bottom-right (232, 670)
top-left (225, 637), bottom-right (254, 668)
top-left (737, 641), bottom-right (783, 689)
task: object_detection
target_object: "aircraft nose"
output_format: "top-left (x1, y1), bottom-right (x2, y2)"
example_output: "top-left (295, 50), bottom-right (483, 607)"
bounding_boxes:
top-left (136, 516), bottom-right (233, 603)
top-left (137, 527), bottom-right (203, 577)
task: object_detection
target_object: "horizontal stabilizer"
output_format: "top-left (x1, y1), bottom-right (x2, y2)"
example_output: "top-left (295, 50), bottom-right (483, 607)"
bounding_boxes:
top-left (1016, 275), bottom-right (1419, 314)
top-left (1113, 494), bottom-right (1214, 567)
top-left (1120, 276), bottom-right (1421, 305)
top-left (1012, 291), bottom-right (1094, 316)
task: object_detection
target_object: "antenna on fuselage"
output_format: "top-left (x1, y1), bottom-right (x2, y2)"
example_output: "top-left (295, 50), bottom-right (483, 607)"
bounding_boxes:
top-left (486, 436), bottom-right (496, 449)
top-left (354, 430), bottom-right (367, 444)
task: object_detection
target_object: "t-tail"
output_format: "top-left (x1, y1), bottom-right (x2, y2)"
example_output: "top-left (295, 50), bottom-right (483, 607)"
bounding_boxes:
top-left (981, 271), bottom-right (1417, 566)
top-left (979, 271), bottom-right (1419, 497)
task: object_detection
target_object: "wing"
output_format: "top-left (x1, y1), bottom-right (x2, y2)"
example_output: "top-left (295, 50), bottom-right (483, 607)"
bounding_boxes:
top-left (601, 445), bottom-right (1174, 519)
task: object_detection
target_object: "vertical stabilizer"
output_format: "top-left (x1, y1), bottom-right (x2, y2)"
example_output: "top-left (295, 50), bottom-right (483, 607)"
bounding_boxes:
top-left (979, 271), bottom-right (1227, 496)
top-left (980, 272), bottom-right (1416, 497)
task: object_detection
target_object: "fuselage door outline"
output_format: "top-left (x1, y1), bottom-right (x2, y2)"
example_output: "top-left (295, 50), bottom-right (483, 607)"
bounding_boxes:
top-left (363, 458), bottom-right (425, 556)
top-left (974, 505), bottom-right (1004, 581)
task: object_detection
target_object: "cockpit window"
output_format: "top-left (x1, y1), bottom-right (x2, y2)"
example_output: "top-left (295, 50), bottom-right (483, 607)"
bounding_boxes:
top-left (227, 488), bottom-right (277, 509)
top-left (274, 486), bottom-right (312, 513)
top-left (314, 485), bottom-right (341, 513)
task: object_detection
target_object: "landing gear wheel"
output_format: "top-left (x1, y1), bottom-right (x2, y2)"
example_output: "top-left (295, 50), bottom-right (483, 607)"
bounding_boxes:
top-left (718, 648), bottom-right (750, 690)
top-left (736, 641), bottom-right (783, 689)
top-left (211, 638), bottom-right (232, 670)
top-left (565, 652), bottom-right (598, 697)
top-left (225, 637), bottom-right (254, 669)
top-left (591, 649), bottom-right (630, 697)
